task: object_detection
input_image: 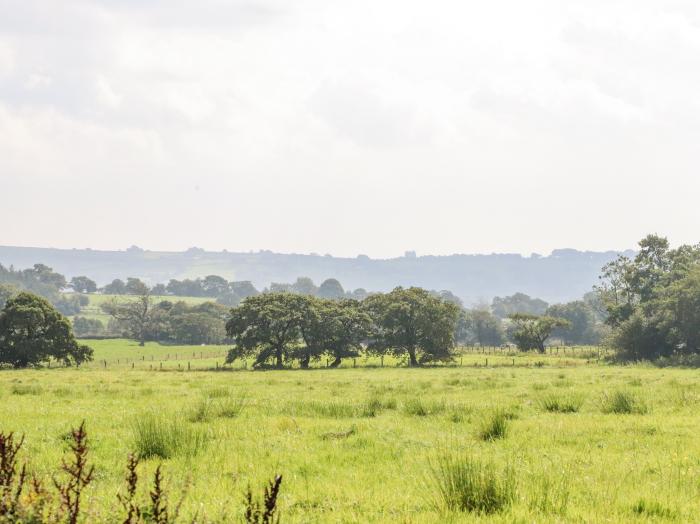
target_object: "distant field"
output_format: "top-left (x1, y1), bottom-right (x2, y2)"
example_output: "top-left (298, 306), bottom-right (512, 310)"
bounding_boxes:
top-left (2, 341), bottom-right (698, 522)
top-left (69, 293), bottom-right (214, 325)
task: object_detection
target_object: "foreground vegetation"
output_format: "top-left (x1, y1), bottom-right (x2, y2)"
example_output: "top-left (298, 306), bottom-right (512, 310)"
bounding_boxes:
top-left (2, 341), bottom-right (700, 522)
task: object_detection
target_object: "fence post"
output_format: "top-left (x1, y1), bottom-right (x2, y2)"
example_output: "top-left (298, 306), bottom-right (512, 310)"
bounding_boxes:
top-left (188, 362), bottom-right (191, 371)
top-left (486, 358), bottom-right (488, 367)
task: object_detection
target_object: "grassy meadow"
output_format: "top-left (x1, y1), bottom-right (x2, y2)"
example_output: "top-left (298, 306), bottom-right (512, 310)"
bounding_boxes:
top-left (2, 341), bottom-right (700, 522)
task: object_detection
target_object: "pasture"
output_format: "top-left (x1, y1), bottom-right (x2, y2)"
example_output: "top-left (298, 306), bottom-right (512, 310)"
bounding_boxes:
top-left (1, 340), bottom-right (699, 522)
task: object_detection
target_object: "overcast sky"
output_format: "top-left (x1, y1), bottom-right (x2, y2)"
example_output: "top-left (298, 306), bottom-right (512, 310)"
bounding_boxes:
top-left (1, 0), bottom-right (699, 258)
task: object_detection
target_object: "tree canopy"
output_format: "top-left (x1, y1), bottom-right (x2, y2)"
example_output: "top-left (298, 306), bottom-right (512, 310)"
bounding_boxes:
top-left (492, 292), bottom-right (549, 319)
top-left (508, 313), bottom-right (570, 353)
top-left (364, 287), bottom-right (460, 366)
top-left (224, 287), bottom-right (458, 368)
top-left (0, 292), bottom-right (93, 368)
top-left (69, 276), bottom-right (97, 294)
top-left (597, 234), bottom-right (700, 361)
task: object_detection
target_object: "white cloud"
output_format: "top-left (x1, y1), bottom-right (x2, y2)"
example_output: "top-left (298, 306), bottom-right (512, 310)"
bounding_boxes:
top-left (1, 0), bottom-right (700, 256)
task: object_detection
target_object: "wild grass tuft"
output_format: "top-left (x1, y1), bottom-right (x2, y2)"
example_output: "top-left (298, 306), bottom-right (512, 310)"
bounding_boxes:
top-left (206, 387), bottom-right (232, 399)
top-left (361, 395), bottom-right (397, 417)
top-left (478, 410), bottom-right (510, 441)
top-left (188, 398), bottom-right (215, 423)
top-left (538, 392), bottom-right (584, 413)
top-left (631, 498), bottom-right (675, 518)
top-left (216, 395), bottom-right (247, 418)
top-left (11, 384), bottom-right (43, 396)
top-left (131, 412), bottom-right (208, 459)
top-left (528, 465), bottom-right (571, 515)
top-left (601, 390), bottom-right (648, 414)
top-left (402, 398), bottom-right (445, 417)
top-left (430, 451), bottom-right (516, 514)
top-left (285, 400), bottom-right (358, 418)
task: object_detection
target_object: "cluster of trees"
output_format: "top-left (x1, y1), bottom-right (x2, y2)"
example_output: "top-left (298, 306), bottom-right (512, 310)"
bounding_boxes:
top-left (267, 277), bottom-right (370, 301)
top-left (597, 234), bottom-right (700, 361)
top-left (102, 275), bottom-right (259, 307)
top-left (491, 292), bottom-right (549, 318)
top-left (226, 287), bottom-right (460, 368)
top-left (0, 292), bottom-right (93, 368)
top-left (100, 295), bottom-right (230, 345)
top-left (455, 293), bottom-right (605, 350)
top-left (0, 263), bottom-right (92, 316)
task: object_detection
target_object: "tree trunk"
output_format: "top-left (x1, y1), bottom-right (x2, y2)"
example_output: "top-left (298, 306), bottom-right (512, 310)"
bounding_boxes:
top-left (329, 357), bottom-right (342, 368)
top-left (275, 348), bottom-right (284, 369)
top-left (300, 354), bottom-right (310, 369)
top-left (408, 348), bottom-right (418, 367)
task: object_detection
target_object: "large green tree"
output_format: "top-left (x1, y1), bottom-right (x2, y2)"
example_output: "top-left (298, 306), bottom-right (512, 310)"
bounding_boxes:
top-left (101, 291), bottom-right (159, 346)
top-left (597, 234), bottom-right (700, 361)
top-left (508, 313), bottom-right (570, 353)
top-left (546, 301), bottom-right (600, 345)
top-left (317, 278), bottom-right (345, 300)
top-left (103, 279), bottom-right (127, 295)
top-left (225, 293), bottom-right (305, 368)
top-left (296, 297), bottom-right (370, 368)
top-left (69, 276), bottom-right (97, 294)
top-left (0, 292), bottom-right (93, 368)
top-left (492, 293), bottom-right (548, 319)
top-left (463, 308), bottom-right (505, 346)
top-left (364, 287), bottom-right (460, 366)
top-left (0, 283), bottom-right (16, 310)
top-left (656, 265), bottom-right (700, 355)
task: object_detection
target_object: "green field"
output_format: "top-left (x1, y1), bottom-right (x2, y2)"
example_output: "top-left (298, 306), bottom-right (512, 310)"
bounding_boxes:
top-left (1, 341), bottom-right (699, 522)
top-left (71, 293), bottom-right (214, 325)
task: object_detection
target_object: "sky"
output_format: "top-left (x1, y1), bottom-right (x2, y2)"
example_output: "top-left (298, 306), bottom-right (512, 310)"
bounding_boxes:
top-left (1, 0), bottom-right (699, 258)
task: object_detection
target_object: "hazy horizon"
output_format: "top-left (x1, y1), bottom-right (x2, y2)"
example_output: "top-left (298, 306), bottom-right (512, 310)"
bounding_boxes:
top-left (0, 241), bottom-right (639, 260)
top-left (2, 1), bottom-right (699, 257)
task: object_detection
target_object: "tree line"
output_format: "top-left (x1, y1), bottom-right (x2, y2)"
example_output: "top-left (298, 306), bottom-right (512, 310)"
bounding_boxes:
top-left (225, 287), bottom-right (460, 368)
top-left (100, 297), bottom-right (230, 346)
top-left (2, 258), bottom-right (608, 352)
top-left (9, 233), bottom-right (698, 368)
top-left (598, 234), bottom-right (700, 363)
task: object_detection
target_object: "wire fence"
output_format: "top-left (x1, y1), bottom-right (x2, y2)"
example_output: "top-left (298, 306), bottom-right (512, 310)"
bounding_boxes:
top-left (63, 344), bottom-right (610, 372)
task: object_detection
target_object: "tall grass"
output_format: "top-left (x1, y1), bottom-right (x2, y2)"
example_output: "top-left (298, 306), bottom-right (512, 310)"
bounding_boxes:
top-left (360, 395), bottom-right (396, 417)
top-left (188, 398), bottom-right (215, 423)
top-left (430, 452), bottom-right (516, 514)
top-left (131, 412), bottom-right (208, 459)
top-left (11, 384), bottom-right (43, 395)
top-left (631, 498), bottom-right (675, 518)
top-left (402, 398), bottom-right (445, 417)
top-left (601, 390), bottom-right (648, 414)
top-left (478, 410), bottom-right (509, 441)
top-left (188, 394), bottom-right (247, 422)
top-left (216, 395), bottom-right (247, 418)
top-left (538, 392), bottom-right (584, 413)
top-left (528, 465), bottom-right (571, 515)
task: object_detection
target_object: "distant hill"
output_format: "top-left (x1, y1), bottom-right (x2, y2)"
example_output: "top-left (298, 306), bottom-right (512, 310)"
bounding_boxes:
top-left (0, 246), bottom-right (633, 305)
